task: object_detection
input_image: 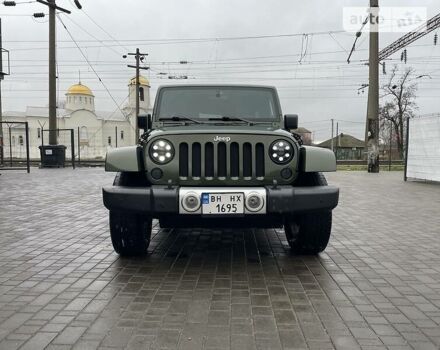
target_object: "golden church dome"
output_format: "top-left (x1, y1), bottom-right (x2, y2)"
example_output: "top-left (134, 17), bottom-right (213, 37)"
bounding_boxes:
top-left (66, 83), bottom-right (94, 96)
top-left (129, 76), bottom-right (150, 86)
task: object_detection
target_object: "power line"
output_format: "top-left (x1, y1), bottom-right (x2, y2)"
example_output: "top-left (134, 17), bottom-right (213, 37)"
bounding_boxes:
top-left (56, 14), bottom-right (127, 119)
top-left (378, 13), bottom-right (440, 61)
top-left (5, 31), bottom-right (346, 44)
top-left (0, 12), bottom-right (40, 16)
top-left (7, 84), bottom-right (440, 92)
top-left (3, 29), bottom-right (348, 44)
top-left (328, 32), bottom-right (349, 54)
top-left (77, 4), bottom-right (130, 52)
top-left (301, 119), bottom-right (334, 124)
top-left (7, 41), bottom-right (437, 59)
top-left (334, 119), bottom-right (365, 124)
top-left (2, 0), bottom-right (36, 5)
top-left (6, 58), bottom-right (440, 74)
top-left (62, 14), bottom-right (123, 57)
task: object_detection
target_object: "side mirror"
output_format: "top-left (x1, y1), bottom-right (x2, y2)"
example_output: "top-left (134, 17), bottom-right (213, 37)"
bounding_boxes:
top-left (138, 114), bottom-right (152, 131)
top-left (284, 114), bottom-right (298, 130)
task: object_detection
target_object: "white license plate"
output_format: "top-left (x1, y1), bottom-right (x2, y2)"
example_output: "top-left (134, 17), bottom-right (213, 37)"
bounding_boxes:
top-left (201, 193), bottom-right (244, 215)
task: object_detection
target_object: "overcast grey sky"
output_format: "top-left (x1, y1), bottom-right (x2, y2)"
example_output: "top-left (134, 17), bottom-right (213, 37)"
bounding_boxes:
top-left (1, 0), bottom-right (440, 141)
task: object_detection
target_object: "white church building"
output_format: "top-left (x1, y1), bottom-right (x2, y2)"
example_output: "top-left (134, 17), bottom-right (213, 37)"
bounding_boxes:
top-left (2, 76), bottom-right (151, 160)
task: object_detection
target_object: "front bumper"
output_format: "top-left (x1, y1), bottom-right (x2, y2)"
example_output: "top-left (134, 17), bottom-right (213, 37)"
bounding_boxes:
top-left (102, 185), bottom-right (339, 215)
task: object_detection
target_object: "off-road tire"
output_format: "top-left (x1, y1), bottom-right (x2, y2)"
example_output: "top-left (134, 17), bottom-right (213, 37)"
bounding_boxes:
top-left (109, 211), bottom-right (152, 256)
top-left (284, 172), bottom-right (332, 254)
top-left (109, 172), bottom-right (152, 256)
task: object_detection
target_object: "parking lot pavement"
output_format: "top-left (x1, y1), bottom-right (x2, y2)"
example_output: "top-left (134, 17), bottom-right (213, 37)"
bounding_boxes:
top-left (0, 169), bottom-right (439, 350)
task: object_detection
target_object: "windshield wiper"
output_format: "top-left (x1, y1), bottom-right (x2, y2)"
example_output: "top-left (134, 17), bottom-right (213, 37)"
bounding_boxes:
top-left (159, 115), bottom-right (202, 124)
top-left (208, 116), bottom-right (269, 125)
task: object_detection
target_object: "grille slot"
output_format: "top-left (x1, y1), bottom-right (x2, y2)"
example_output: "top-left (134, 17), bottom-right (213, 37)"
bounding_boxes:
top-left (256, 143), bottom-right (265, 178)
top-left (179, 143), bottom-right (189, 177)
top-left (243, 143), bottom-right (252, 178)
top-left (205, 142), bottom-right (214, 178)
top-left (192, 143), bottom-right (201, 178)
top-left (217, 142), bottom-right (227, 178)
top-left (179, 140), bottom-right (266, 181)
top-left (230, 142), bottom-right (239, 178)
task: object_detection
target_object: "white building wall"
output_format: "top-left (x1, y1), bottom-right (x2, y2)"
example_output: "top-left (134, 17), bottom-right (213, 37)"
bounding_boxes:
top-left (64, 110), bottom-right (103, 159)
top-left (65, 94), bottom-right (95, 112)
top-left (128, 82), bottom-right (150, 112)
top-left (2, 79), bottom-right (149, 160)
top-left (1, 117), bottom-right (138, 160)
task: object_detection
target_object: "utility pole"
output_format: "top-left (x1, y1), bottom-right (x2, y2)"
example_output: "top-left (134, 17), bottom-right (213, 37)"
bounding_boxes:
top-left (365, 0), bottom-right (380, 173)
top-left (125, 49), bottom-right (149, 142)
top-left (35, 0), bottom-right (71, 145)
top-left (135, 49), bottom-right (140, 141)
top-left (2, 1), bottom-right (80, 156)
top-left (48, 0), bottom-right (56, 145)
top-left (0, 18), bottom-right (4, 166)
top-left (331, 118), bottom-right (334, 152)
top-left (335, 122), bottom-right (339, 160)
top-left (0, 18), bottom-right (10, 166)
top-left (34, 0), bottom-right (80, 167)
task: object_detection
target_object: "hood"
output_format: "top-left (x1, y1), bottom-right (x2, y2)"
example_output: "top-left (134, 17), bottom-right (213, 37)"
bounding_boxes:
top-left (148, 123), bottom-right (292, 138)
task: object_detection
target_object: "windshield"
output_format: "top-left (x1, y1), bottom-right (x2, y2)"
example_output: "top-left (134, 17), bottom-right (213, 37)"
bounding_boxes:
top-left (155, 86), bottom-right (280, 121)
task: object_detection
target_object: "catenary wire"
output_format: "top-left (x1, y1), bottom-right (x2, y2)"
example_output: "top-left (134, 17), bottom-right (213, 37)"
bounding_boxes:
top-left (56, 14), bottom-right (128, 120)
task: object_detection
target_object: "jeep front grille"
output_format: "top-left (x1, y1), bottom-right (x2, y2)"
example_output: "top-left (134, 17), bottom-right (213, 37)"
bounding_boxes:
top-left (178, 141), bottom-right (265, 180)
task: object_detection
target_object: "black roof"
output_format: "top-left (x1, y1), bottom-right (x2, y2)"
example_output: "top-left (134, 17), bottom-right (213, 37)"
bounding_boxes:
top-left (318, 133), bottom-right (365, 148)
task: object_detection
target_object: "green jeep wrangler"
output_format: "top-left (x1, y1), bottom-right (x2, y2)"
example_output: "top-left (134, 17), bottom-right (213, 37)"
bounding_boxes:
top-left (103, 85), bottom-right (339, 256)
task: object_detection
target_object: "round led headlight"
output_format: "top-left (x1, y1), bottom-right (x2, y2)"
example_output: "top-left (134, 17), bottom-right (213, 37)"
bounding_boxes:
top-left (149, 139), bottom-right (175, 164)
top-left (269, 140), bottom-right (294, 164)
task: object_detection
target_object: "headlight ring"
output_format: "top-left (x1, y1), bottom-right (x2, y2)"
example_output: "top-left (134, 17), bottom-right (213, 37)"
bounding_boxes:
top-left (269, 140), bottom-right (294, 164)
top-left (149, 139), bottom-right (175, 164)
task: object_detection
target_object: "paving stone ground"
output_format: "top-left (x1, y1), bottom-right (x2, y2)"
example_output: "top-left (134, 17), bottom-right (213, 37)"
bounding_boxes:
top-left (0, 168), bottom-right (440, 350)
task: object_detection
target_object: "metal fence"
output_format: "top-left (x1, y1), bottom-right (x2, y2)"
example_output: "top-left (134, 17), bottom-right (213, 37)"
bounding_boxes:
top-left (0, 124), bottom-right (130, 163)
top-left (0, 121), bottom-right (30, 173)
top-left (74, 126), bottom-right (117, 161)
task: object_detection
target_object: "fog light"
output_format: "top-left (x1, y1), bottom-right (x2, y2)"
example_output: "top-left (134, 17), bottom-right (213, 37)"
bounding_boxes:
top-left (181, 192), bottom-right (201, 212)
top-left (280, 168), bottom-right (293, 179)
top-left (150, 168), bottom-right (163, 180)
top-left (245, 192), bottom-right (264, 212)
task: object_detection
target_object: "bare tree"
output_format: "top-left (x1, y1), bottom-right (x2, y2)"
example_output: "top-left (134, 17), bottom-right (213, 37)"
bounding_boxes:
top-left (379, 114), bottom-right (392, 152)
top-left (379, 66), bottom-right (418, 159)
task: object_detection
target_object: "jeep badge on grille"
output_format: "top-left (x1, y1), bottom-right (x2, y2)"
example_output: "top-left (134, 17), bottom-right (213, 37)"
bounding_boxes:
top-left (213, 136), bottom-right (231, 142)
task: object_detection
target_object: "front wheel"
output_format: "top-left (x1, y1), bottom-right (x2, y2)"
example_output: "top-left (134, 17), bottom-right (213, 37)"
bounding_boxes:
top-left (284, 211), bottom-right (332, 254)
top-left (284, 172), bottom-right (333, 254)
top-left (109, 211), bottom-right (152, 256)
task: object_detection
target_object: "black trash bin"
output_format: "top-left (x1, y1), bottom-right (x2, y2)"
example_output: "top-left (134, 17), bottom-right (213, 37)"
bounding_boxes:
top-left (39, 145), bottom-right (67, 168)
